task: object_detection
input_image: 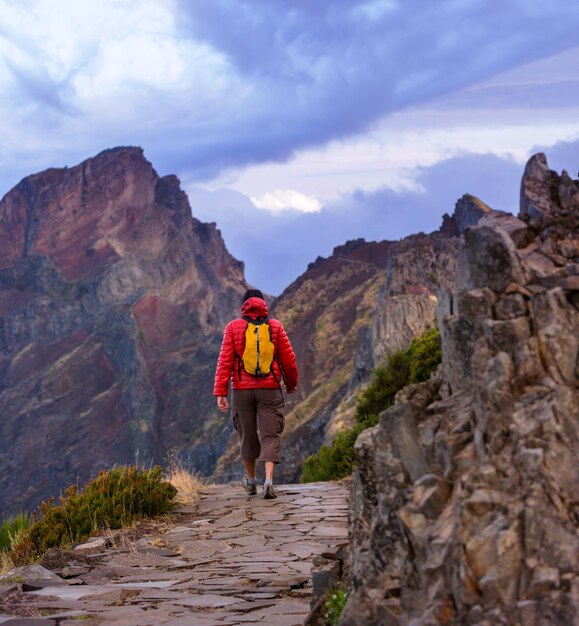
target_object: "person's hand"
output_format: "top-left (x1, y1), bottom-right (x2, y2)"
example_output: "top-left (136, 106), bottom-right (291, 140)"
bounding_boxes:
top-left (217, 396), bottom-right (229, 412)
top-left (286, 387), bottom-right (296, 395)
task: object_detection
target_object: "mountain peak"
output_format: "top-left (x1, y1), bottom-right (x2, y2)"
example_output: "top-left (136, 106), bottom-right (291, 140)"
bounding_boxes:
top-left (94, 145), bottom-right (146, 159)
top-left (439, 193), bottom-right (494, 236)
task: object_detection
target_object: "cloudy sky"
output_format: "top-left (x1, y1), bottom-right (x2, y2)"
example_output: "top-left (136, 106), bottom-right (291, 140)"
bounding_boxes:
top-left (1, 0), bottom-right (578, 294)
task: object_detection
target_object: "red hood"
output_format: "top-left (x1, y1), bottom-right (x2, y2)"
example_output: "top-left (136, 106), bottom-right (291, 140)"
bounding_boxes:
top-left (241, 297), bottom-right (269, 319)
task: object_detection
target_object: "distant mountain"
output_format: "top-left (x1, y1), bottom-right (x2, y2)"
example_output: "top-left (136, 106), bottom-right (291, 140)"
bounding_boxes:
top-left (0, 147), bottom-right (247, 516)
top-left (212, 195), bottom-right (500, 482)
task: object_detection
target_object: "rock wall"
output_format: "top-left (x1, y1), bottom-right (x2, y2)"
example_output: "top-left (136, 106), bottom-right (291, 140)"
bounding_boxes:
top-left (342, 154), bottom-right (579, 625)
top-left (0, 148), bottom-right (248, 516)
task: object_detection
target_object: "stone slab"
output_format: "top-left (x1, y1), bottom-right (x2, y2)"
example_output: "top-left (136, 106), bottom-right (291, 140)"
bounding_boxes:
top-left (168, 593), bottom-right (243, 608)
top-left (0, 565), bottom-right (61, 583)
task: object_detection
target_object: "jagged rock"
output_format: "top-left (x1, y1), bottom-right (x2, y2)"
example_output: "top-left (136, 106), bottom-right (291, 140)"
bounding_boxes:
top-left (450, 194), bottom-right (493, 235)
top-left (409, 474), bottom-right (451, 518)
top-left (464, 224), bottom-right (526, 292)
top-left (520, 153), bottom-right (557, 226)
top-left (344, 154), bottom-right (579, 624)
top-left (0, 564), bottom-right (61, 583)
top-left (60, 564), bottom-right (92, 579)
top-left (478, 211), bottom-right (531, 248)
top-left (0, 583), bottom-right (19, 598)
top-left (73, 537), bottom-right (112, 554)
top-left (39, 549), bottom-right (95, 578)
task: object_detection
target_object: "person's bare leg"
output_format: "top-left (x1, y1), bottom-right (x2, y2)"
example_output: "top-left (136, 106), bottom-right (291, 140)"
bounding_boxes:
top-left (265, 461), bottom-right (274, 482)
top-left (243, 459), bottom-right (256, 479)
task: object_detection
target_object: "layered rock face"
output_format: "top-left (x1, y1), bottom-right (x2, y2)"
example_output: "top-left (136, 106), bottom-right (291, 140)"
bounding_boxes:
top-left (0, 148), bottom-right (247, 516)
top-left (213, 226), bottom-right (463, 482)
top-left (342, 154), bottom-right (579, 625)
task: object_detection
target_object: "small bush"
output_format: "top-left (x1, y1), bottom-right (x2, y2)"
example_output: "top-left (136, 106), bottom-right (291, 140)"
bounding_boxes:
top-left (302, 425), bottom-right (364, 483)
top-left (10, 465), bottom-right (177, 565)
top-left (302, 326), bottom-right (441, 482)
top-left (407, 325), bottom-right (442, 384)
top-left (355, 349), bottom-right (411, 427)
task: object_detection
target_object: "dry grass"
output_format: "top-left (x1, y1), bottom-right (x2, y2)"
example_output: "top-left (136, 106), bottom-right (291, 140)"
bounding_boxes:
top-left (0, 527), bottom-right (29, 575)
top-left (166, 459), bottom-right (204, 506)
top-left (0, 550), bottom-right (15, 575)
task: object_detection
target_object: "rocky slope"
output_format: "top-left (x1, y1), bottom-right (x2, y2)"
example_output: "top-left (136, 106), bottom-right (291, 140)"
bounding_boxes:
top-left (341, 154), bottom-right (579, 625)
top-left (0, 147), bottom-right (247, 517)
top-left (213, 196), bottom-right (499, 483)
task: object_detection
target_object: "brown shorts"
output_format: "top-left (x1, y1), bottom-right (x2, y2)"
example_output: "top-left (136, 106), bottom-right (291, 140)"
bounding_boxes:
top-left (231, 388), bottom-right (286, 464)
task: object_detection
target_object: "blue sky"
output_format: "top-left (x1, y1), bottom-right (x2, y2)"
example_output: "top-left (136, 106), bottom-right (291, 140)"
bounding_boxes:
top-left (1, 0), bottom-right (578, 294)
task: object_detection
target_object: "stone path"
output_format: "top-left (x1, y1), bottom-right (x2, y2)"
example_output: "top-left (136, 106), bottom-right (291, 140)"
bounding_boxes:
top-left (0, 482), bottom-right (349, 626)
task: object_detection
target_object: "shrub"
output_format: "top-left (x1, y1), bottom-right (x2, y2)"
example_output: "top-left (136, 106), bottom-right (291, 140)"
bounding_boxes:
top-left (302, 325), bottom-right (441, 482)
top-left (302, 425), bottom-right (363, 483)
top-left (10, 465), bottom-right (177, 565)
top-left (407, 325), bottom-right (442, 384)
top-left (355, 349), bottom-right (411, 428)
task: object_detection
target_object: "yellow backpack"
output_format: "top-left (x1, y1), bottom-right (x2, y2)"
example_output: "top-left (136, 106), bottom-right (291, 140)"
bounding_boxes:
top-left (241, 317), bottom-right (275, 378)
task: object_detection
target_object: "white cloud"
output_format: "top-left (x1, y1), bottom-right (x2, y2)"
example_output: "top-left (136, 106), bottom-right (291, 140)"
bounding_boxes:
top-left (250, 189), bottom-right (322, 214)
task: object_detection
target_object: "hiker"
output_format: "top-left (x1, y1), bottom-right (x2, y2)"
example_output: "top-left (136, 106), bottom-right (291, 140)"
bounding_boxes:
top-left (214, 289), bottom-right (298, 499)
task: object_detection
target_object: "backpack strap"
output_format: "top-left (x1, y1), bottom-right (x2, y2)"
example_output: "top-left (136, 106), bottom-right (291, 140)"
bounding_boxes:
top-left (235, 318), bottom-right (251, 380)
top-left (270, 320), bottom-right (285, 390)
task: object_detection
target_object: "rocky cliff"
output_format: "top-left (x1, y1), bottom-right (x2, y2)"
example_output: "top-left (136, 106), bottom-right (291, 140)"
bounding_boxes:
top-left (212, 208), bottom-right (483, 481)
top-left (0, 147), bottom-right (247, 517)
top-left (342, 154), bottom-right (579, 625)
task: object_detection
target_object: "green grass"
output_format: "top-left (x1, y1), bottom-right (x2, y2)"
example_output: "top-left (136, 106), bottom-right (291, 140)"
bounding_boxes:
top-left (302, 426), bottom-right (364, 483)
top-left (0, 513), bottom-right (32, 552)
top-left (10, 465), bottom-right (177, 565)
top-left (0, 513), bottom-right (32, 553)
top-left (302, 326), bottom-right (441, 482)
top-left (324, 588), bottom-right (347, 625)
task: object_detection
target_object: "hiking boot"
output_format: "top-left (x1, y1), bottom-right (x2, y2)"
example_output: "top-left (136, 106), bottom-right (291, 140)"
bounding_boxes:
top-left (242, 476), bottom-right (257, 496)
top-left (263, 483), bottom-right (277, 499)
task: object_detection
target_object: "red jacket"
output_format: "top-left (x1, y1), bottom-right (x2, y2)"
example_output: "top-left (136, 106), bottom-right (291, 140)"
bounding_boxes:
top-left (214, 297), bottom-right (298, 397)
